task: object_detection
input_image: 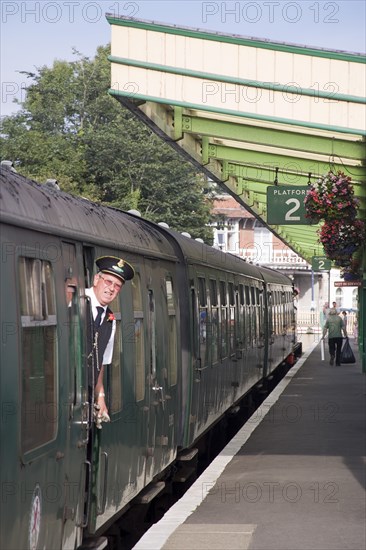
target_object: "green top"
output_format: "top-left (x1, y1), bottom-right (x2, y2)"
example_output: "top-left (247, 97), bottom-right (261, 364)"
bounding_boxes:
top-left (323, 315), bottom-right (347, 339)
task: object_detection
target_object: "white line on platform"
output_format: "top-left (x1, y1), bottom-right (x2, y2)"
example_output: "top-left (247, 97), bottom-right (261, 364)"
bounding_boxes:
top-left (133, 342), bottom-right (319, 550)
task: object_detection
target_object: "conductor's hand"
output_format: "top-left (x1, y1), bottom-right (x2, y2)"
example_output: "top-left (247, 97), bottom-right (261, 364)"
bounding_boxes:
top-left (94, 395), bottom-right (110, 429)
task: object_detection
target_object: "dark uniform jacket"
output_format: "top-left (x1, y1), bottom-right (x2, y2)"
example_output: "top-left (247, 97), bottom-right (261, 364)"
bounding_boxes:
top-left (86, 301), bottom-right (113, 389)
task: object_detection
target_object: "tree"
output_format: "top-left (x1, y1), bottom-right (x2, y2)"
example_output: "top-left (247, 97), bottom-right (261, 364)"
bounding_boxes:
top-left (0, 45), bottom-right (214, 242)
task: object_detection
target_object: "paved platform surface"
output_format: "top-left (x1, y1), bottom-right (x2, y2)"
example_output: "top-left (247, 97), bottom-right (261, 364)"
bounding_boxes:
top-left (134, 339), bottom-right (365, 550)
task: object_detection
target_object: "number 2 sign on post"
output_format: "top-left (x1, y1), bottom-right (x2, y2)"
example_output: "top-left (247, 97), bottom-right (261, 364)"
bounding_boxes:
top-left (266, 186), bottom-right (311, 225)
top-left (312, 256), bottom-right (332, 271)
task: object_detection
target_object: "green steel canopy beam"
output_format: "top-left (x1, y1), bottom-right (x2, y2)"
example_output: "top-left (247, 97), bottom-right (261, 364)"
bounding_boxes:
top-left (202, 140), bottom-right (365, 179)
top-left (175, 110), bottom-right (365, 161)
top-left (223, 163), bottom-right (364, 188)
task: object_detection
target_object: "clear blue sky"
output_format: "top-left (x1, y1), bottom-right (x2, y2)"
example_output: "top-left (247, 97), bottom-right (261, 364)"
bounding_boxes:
top-left (1, 1), bottom-right (365, 117)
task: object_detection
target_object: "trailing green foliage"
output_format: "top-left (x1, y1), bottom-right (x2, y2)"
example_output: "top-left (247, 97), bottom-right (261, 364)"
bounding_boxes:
top-left (1, 45), bottom-right (214, 242)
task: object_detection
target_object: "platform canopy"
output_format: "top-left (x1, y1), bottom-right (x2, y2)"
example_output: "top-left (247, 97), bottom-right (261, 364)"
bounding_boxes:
top-left (107, 15), bottom-right (366, 263)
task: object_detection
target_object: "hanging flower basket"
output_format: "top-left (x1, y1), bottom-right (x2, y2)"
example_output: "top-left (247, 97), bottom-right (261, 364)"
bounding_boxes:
top-left (343, 272), bottom-right (360, 281)
top-left (318, 219), bottom-right (365, 262)
top-left (341, 258), bottom-right (362, 280)
top-left (305, 171), bottom-right (359, 223)
top-left (333, 257), bottom-right (353, 268)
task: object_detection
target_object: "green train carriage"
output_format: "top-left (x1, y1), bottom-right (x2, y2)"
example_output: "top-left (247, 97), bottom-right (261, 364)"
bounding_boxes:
top-left (0, 166), bottom-right (295, 550)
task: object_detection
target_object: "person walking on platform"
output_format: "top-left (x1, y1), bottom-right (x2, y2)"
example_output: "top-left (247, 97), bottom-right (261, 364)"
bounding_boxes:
top-left (322, 308), bottom-right (347, 366)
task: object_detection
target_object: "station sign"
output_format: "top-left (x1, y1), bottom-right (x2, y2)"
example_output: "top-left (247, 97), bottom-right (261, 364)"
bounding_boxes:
top-left (312, 256), bottom-right (332, 271)
top-left (266, 186), bottom-right (310, 225)
top-left (334, 281), bottom-right (361, 287)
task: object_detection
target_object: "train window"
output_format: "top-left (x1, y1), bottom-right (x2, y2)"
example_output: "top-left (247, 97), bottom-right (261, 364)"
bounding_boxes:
top-left (258, 287), bottom-right (264, 343)
top-left (148, 290), bottom-right (157, 379)
top-left (19, 257), bottom-right (57, 454)
top-left (238, 284), bottom-right (245, 348)
top-left (198, 277), bottom-right (208, 367)
top-left (132, 273), bottom-right (145, 402)
top-left (219, 281), bottom-right (227, 306)
top-left (273, 291), bottom-right (278, 335)
top-left (244, 285), bottom-right (251, 345)
top-left (209, 279), bottom-right (218, 364)
top-left (198, 277), bottom-right (206, 306)
top-left (220, 281), bottom-right (228, 359)
top-left (166, 278), bottom-right (177, 386)
top-left (65, 279), bottom-right (84, 410)
top-left (256, 288), bottom-right (260, 304)
top-left (279, 291), bottom-right (284, 331)
top-left (251, 287), bottom-right (257, 342)
top-left (109, 295), bottom-right (122, 414)
top-left (251, 286), bottom-right (256, 305)
top-left (228, 282), bottom-right (235, 352)
top-left (210, 279), bottom-right (218, 307)
top-left (228, 283), bottom-right (235, 306)
top-left (239, 284), bottom-right (244, 306)
top-left (245, 285), bottom-right (250, 305)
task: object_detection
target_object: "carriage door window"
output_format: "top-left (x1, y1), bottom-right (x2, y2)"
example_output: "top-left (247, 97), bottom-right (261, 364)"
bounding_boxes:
top-left (210, 279), bottom-right (218, 365)
top-left (274, 291), bottom-right (279, 335)
top-left (268, 291), bottom-right (274, 337)
top-left (166, 277), bottom-right (177, 386)
top-left (198, 277), bottom-right (208, 367)
top-left (220, 281), bottom-right (228, 359)
top-left (245, 285), bottom-right (251, 347)
top-left (238, 284), bottom-right (245, 349)
top-left (108, 293), bottom-right (122, 414)
top-left (250, 287), bottom-right (257, 342)
top-left (19, 257), bottom-right (57, 454)
top-left (228, 282), bottom-right (236, 354)
top-left (148, 290), bottom-right (157, 378)
top-left (257, 287), bottom-right (263, 343)
top-left (133, 273), bottom-right (145, 402)
top-left (63, 242), bottom-right (82, 407)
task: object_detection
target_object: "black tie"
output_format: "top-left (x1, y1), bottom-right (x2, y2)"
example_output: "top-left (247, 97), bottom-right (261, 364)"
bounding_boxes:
top-left (95, 306), bottom-right (104, 328)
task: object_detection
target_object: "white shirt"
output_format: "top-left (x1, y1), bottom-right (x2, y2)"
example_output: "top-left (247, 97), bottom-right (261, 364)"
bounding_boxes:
top-left (85, 287), bottom-right (116, 365)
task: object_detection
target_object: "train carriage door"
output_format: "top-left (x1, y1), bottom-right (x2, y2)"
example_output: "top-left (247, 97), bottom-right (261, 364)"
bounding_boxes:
top-left (237, 283), bottom-right (245, 358)
top-left (191, 272), bottom-right (215, 440)
top-left (61, 242), bottom-right (88, 549)
top-left (256, 286), bottom-right (265, 370)
top-left (267, 289), bottom-right (276, 373)
top-left (146, 260), bottom-right (177, 477)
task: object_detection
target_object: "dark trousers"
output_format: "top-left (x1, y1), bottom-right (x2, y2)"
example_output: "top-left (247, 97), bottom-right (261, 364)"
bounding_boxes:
top-left (329, 337), bottom-right (343, 365)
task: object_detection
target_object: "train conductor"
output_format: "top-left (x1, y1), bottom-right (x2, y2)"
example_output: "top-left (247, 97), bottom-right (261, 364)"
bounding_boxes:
top-left (86, 255), bottom-right (134, 428)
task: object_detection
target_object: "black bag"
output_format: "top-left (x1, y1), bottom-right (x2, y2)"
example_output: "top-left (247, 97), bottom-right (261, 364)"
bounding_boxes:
top-left (340, 338), bottom-right (356, 364)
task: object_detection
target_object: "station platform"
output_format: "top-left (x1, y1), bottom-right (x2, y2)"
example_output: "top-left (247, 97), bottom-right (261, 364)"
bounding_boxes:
top-left (134, 339), bottom-right (365, 550)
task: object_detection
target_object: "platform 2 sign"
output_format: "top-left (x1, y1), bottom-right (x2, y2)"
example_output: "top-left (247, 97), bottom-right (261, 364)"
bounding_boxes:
top-left (312, 256), bottom-right (332, 271)
top-left (267, 186), bottom-right (310, 225)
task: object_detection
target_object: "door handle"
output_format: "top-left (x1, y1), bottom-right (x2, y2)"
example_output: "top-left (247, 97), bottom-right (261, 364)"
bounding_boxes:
top-left (78, 401), bottom-right (90, 447)
top-left (152, 384), bottom-right (165, 411)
